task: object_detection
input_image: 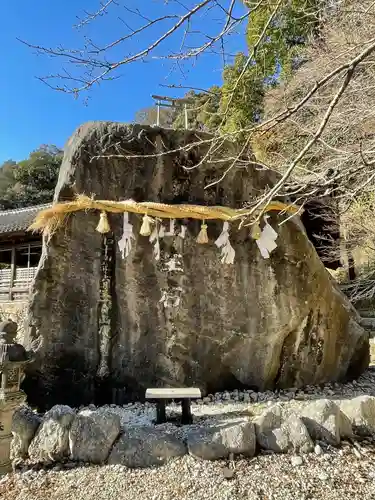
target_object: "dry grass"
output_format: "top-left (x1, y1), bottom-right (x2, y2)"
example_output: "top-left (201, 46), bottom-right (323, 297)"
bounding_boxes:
top-left (253, 0), bottom-right (375, 302)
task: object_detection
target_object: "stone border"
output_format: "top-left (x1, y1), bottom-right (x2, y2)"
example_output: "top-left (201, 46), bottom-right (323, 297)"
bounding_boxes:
top-left (10, 395), bottom-right (375, 469)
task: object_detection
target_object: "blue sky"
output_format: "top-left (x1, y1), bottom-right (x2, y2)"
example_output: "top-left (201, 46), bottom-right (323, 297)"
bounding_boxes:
top-left (1, 0), bottom-right (247, 164)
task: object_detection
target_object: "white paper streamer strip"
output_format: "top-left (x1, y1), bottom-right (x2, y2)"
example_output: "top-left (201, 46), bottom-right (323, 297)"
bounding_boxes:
top-left (118, 212), bottom-right (135, 258)
top-left (215, 221), bottom-right (235, 264)
top-left (256, 216), bottom-right (278, 259)
top-left (149, 223), bottom-right (161, 261)
top-left (165, 219), bottom-right (175, 236)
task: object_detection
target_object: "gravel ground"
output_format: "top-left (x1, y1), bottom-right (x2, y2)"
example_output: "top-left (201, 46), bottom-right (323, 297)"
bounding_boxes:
top-left (2, 445), bottom-right (375, 500)
top-left (3, 369), bottom-right (375, 500)
top-left (78, 367), bottom-right (375, 430)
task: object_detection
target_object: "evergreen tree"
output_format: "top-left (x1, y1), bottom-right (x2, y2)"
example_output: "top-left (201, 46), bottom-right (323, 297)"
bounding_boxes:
top-left (171, 1), bottom-right (322, 135)
top-left (0, 145), bottom-right (63, 209)
top-left (220, 54), bottom-right (265, 134)
top-left (246, 0), bottom-right (322, 79)
top-left (173, 86), bottom-right (222, 132)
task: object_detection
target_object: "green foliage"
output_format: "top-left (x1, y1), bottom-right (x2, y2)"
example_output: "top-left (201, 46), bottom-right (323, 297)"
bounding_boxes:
top-left (0, 160), bottom-right (17, 193)
top-left (172, 86), bottom-right (222, 132)
top-left (220, 54), bottom-right (265, 134)
top-left (172, 68), bottom-right (263, 135)
top-left (0, 145), bottom-right (63, 210)
top-left (217, 0), bottom-right (322, 136)
top-left (246, 0), bottom-right (321, 80)
top-left (170, 2), bottom-right (321, 136)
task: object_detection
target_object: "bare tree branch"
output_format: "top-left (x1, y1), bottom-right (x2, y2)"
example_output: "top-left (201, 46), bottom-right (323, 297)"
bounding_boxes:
top-left (75, 0), bottom-right (118, 29)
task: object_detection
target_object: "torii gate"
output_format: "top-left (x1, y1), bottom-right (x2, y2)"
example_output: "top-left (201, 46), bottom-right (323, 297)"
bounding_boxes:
top-left (151, 94), bottom-right (194, 129)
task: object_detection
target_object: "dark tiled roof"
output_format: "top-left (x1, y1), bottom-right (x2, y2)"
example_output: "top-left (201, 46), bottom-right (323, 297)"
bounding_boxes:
top-left (0, 203), bottom-right (52, 234)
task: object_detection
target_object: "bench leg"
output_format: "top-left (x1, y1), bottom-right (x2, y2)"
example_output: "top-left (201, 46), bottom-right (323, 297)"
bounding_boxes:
top-left (181, 398), bottom-right (192, 424)
top-left (156, 400), bottom-right (167, 424)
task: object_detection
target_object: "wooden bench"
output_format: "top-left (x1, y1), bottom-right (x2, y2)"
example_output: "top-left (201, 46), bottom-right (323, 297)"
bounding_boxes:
top-left (145, 388), bottom-right (201, 424)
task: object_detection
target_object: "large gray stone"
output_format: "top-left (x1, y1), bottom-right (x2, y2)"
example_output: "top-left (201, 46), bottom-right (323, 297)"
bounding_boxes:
top-left (187, 421), bottom-right (256, 460)
top-left (301, 399), bottom-right (352, 445)
top-left (26, 122), bottom-right (369, 406)
top-left (69, 409), bottom-right (121, 464)
top-left (221, 421), bottom-right (256, 456)
top-left (108, 426), bottom-right (186, 468)
top-left (28, 405), bottom-right (75, 463)
top-left (339, 395), bottom-right (375, 436)
top-left (254, 405), bottom-right (283, 435)
top-left (254, 405), bottom-right (313, 453)
top-left (282, 415), bottom-right (314, 453)
top-left (11, 406), bottom-right (41, 459)
top-left (187, 429), bottom-right (227, 461)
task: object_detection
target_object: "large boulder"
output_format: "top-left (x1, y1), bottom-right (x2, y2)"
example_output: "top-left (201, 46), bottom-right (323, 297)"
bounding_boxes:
top-left (28, 405), bottom-right (75, 463)
top-left (187, 421), bottom-right (256, 460)
top-left (69, 409), bottom-right (121, 464)
top-left (26, 122), bottom-right (369, 406)
top-left (283, 415), bottom-right (313, 453)
top-left (108, 426), bottom-right (186, 468)
top-left (11, 406), bottom-right (41, 459)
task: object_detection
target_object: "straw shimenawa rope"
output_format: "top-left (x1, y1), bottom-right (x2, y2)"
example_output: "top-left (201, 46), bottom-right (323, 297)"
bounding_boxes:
top-left (28, 194), bottom-right (301, 237)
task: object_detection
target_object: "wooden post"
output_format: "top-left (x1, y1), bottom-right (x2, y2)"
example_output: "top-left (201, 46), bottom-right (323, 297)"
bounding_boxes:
top-left (343, 228), bottom-right (356, 281)
top-left (181, 398), bottom-right (192, 424)
top-left (156, 102), bottom-right (161, 126)
top-left (8, 247), bottom-right (15, 301)
top-left (156, 400), bottom-right (167, 424)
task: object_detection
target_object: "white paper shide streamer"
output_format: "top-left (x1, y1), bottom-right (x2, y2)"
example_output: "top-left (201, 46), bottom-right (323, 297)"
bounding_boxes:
top-left (165, 219), bottom-right (175, 236)
top-left (158, 223), bottom-right (166, 238)
top-left (149, 221), bottom-right (165, 261)
top-left (215, 221), bottom-right (235, 264)
top-left (256, 216), bottom-right (278, 259)
top-left (118, 212), bottom-right (135, 259)
top-left (178, 225), bottom-right (187, 239)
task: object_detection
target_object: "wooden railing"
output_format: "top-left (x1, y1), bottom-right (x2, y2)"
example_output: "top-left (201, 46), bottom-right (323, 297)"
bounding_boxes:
top-left (0, 266), bottom-right (38, 301)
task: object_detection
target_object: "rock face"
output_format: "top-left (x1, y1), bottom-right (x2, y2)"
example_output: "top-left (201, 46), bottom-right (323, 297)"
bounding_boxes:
top-left (26, 121), bottom-right (369, 408)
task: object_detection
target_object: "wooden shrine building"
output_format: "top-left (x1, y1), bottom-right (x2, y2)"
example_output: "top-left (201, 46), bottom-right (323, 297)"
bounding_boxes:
top-left (0, 204), bottom-right (49, 302)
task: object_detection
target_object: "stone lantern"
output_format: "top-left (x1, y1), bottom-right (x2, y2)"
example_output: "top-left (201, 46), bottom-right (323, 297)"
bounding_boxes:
top-left (0, 322), bottom-right (33, 475)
